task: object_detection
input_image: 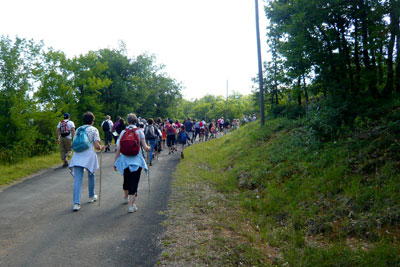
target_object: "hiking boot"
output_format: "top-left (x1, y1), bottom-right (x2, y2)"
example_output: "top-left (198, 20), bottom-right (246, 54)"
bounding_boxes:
top-left (128, 204), bottom-right (137, 213)
top-left (88, 195), bottom-right (98, 203)
top-left (73, 204), bottom-right (81, 212)
top-left (123, 196), bottom-right (129, 204)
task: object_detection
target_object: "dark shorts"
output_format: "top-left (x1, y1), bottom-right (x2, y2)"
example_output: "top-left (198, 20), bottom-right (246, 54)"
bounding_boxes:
top-left (104, 131), bottom-right (113, 145)
top-left (167, 135), bottom-right (175, 147)
top-left (123, 167), bottom-right (142, 195)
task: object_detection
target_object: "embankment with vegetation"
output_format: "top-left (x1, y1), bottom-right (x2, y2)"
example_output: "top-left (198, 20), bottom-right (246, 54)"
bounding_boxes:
top-left (159, 97), bottom-right (400, 266)
top-left (0, 152), bottom-right (61, 189)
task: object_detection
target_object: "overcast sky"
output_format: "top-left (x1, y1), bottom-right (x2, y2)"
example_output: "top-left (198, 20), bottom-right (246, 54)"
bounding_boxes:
top-left (2, 0), bottom-right (269, 100)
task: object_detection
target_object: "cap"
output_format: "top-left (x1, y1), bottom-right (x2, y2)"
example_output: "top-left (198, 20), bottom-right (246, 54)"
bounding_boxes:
top-left (64, 113), bottom-right (70, 119)
top-left (169, 119), bottom-right (173, 124)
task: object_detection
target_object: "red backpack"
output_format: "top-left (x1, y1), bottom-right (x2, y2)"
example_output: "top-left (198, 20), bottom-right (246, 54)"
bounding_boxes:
top-left (60, 120), bottom-right (70, 137)
top-left (166, 124), bottom-right (175, 135)
top-left (120, 128), bottom-right (140, 156)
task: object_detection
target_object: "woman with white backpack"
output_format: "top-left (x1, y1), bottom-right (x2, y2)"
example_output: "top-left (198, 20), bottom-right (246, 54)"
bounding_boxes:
top-left (69, 111), bottom-right (104, 212)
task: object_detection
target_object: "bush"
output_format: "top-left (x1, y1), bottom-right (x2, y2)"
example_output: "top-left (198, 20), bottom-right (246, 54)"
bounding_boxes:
top-left (270, 103), bottom-right (305, 119)
top-left (0, 110), bottom-right (59, 165)
top-left (305, 100), bottom-right (348, 141)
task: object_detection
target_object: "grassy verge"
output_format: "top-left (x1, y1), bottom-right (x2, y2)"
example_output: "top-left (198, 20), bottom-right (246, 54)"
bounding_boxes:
top-left (160, 109), bottom-right (400, 266)
top-left (158, 130), bottom-right (280, 266)
top-left (0, 152), bottom-right (61, 188)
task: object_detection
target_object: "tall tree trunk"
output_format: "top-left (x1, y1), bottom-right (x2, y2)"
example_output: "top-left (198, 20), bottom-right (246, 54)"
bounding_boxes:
top-left (354, 20), bottom-right (361, 93)
top-left (270, 89), bottom-right (274, 106)
top-left (395, 6), bottom-right (400, 93)
top-left (317, 25), bottom-right (339, 95)
top-left (340, 23), bottom-right (354, 94)
top-left (378, 46), bottom-right (384, 85)
top-left (302, 73), bottom-right (309, 104)
top-left (273, 56), bottom-right (278, 105)
top-left (359, 0), bottom-right (378, 97)
top-left (335, 24), bottom-right (348, 96)
top-left (297, 77), bottom-right (302, 106)
top-left (383, 0), bottom-right (398, 96)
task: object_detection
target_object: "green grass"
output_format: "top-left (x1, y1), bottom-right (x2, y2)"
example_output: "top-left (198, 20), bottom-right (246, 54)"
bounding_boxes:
top-left (168, 106), bottom-right (400, 265)
top-left (0, 152), bottom-right (61, 187)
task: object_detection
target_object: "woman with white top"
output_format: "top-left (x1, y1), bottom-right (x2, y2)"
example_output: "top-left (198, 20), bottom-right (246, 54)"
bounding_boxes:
top-left (114, 113), bottom-right (150, 213)
top-left (69, 111), bottom-right (104, 212)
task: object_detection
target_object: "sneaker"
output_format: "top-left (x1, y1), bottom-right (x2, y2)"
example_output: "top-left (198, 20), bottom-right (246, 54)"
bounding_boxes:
top-left (123, 196), bottom-right (129, 204)
top-left (73, 204), bottom-right (81, 211)
top-left (128, 204), bottom-right (138, 213)
top-left (181, 152), bottom-right (184, 159)
top-left (149, 162), bottom-right (152, 166)
top-left (63, 160), bottom-right (69, 167)
top-left (88, 195), bottom-right (98, 203)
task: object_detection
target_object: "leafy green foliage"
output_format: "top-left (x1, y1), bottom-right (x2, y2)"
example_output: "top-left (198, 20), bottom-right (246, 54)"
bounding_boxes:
top-left (180, 93), bottom-right (255, 121)
top-left (0, 36), bottom-right (183, 164)
top-left (260, 0), bottom-right (400, 138)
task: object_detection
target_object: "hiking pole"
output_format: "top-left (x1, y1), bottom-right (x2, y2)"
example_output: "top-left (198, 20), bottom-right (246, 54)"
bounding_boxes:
top-left (147, 150), bottom-right (150, 193)
top-left (98, 143), bottom-right (103, 206)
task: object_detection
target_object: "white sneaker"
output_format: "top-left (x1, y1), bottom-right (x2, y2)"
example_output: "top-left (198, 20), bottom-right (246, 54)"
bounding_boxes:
top-left (123, 196), bottom-right (129, 204)
top-left (88, 195), bottom-right (98, 203)
top-left (128, 204), bottom-right (138, 213)
top-left (73, 204), bottom-right (81, 211)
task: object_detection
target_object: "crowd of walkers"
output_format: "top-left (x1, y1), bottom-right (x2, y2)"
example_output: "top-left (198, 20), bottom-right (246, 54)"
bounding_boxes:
top-left (55, 112), bottom-right (254, 213)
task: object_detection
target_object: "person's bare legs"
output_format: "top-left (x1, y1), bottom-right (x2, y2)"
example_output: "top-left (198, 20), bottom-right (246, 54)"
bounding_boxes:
top-left (129, 193), bottom-right (136, 206)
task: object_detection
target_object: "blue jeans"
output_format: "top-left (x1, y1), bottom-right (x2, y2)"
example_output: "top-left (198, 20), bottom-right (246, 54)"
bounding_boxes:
top-left (73, 166), bottom-right (95, 204)
top-left (147, 139), bottom-right (156, 164)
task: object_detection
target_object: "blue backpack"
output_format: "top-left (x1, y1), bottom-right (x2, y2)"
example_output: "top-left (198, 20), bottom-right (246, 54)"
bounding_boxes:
top-left (72, 125), bottom-right (91, 152)
top-left (181, 131), bottom-right (187, 142)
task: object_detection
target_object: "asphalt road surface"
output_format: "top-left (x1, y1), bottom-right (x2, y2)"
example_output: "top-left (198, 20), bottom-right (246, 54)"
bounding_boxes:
top-left (0, 148), bottom-right (180, 267)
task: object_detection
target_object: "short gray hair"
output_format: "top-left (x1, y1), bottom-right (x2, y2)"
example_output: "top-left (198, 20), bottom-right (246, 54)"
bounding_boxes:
top-left (127, 113), bottom-right (137, 125)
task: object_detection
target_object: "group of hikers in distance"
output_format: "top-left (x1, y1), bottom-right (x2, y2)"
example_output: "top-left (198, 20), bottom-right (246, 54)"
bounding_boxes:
top-left (56, 112), bottom-right (251, 213)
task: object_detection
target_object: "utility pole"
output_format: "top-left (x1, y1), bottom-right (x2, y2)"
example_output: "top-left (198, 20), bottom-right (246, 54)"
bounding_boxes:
top-left (255, 0), bottom-right (265, 126)
top-left (225, 80), bottom-right (228, 120)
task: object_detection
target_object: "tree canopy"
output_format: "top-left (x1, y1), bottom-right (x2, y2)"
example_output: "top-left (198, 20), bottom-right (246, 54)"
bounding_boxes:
top-left (264, 0), bottom-right (400, 107)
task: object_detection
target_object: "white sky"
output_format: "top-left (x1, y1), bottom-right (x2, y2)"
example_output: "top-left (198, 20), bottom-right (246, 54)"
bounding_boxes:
top-left (2, 0), bottom-right (269, 100)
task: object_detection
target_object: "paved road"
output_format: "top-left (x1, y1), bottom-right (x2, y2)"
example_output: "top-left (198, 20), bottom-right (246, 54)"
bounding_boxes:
top-left (0, 148), bottom-right (180, 267)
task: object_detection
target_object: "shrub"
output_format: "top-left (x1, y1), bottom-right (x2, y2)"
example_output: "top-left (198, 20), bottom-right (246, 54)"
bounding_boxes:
top-left (270, 103), bottom-right (306, 119)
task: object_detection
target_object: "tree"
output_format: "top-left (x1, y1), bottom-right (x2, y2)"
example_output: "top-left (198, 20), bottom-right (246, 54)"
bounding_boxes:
top-left (0, 36), bottom-right (46, 161)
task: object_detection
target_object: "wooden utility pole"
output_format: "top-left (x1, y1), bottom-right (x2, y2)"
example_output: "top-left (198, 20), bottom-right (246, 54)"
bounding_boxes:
top-left (255, 0), bottom-right (265, 126)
